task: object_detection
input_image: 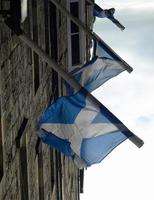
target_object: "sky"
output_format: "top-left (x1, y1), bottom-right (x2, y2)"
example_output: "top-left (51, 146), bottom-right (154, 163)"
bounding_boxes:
top-left (81, 0), bottom-right (154, 200)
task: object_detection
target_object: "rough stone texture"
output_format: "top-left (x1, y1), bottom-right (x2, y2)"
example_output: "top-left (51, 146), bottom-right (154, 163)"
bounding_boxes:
top-left (0, 0), bottom-right (94, 199)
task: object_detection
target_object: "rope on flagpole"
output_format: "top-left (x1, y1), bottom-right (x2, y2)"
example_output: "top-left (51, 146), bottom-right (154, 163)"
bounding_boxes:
top-left (49, 0), bottom-right (133, 73)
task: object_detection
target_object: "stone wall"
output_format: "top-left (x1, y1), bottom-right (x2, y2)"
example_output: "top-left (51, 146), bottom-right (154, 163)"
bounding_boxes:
top-left (0, 0), bottom-right (94, 199)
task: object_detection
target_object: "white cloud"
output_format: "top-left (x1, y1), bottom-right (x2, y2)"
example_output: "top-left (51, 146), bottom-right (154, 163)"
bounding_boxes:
top-left (81, 1), bottom-right (154, 200)
top-left (92, 73), bottom-right (154, 130)
top-left (81, 138), bottom-right (154, 200)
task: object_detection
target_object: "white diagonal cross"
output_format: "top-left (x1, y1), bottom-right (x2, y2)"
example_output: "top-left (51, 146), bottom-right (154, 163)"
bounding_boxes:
top-left (40, 97), bottom-right (120, 156)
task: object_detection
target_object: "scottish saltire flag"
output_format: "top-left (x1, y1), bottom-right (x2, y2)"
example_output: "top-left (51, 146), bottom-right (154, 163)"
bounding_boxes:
top-left (66, 40), bottom-right (132, 95)
top-left (66, 56), bottom-right (125, 95)
top-left (94, 3), bottom-right (125, 31)
top-left (37, 88), bottom-right (136, 169)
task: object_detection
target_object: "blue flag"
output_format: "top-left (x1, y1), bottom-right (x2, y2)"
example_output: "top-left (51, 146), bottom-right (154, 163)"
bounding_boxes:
top-left (37, 89), bottom-right (136, 168)
top-left (94, 3), bottom-right (125, 31)
top-left (66, 40), bottom-right (132, 95)
top-left (67, 56), bottom-right (125, 94)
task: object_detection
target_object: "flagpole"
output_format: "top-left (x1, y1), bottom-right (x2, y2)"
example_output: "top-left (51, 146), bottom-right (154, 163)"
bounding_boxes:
top-left (3, 20), bottom-right (143, 148)
top-left (49, 0), bottom-right (133, 73)
top-left (19, 33), bottom-right (82, 93)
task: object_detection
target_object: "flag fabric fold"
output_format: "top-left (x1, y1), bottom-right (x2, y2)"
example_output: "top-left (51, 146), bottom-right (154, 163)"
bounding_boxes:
top-left (66, 39), bottom-right (132, 95)
top-left (66, 56), bottom-right (125, 95)
top-left (37, 88), bottom-right (134, 168)
top-left (94, 3), bottom-right (125, 31)
top-left (93, 40), bottom-right (133, 72)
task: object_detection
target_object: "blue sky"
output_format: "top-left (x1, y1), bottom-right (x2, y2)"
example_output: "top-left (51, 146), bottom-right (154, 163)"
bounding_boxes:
top-left (81, 0), bottom-right (154, 199)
